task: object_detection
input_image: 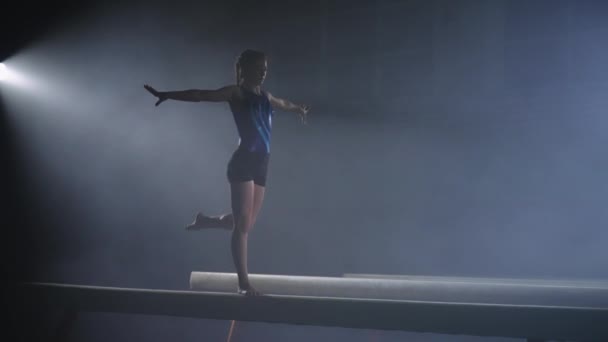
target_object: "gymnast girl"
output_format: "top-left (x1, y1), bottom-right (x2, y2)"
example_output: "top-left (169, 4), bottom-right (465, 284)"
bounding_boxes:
top-left (144, 49), bottom-right (310, 296)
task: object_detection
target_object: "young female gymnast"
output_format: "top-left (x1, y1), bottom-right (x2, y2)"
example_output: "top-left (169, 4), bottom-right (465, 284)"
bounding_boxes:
top-left (144, 49), bottom-right (310, 296)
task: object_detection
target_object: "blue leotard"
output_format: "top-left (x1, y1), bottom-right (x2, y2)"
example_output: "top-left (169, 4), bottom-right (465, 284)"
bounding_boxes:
top-left (231, 86), bottom-right (273, 153)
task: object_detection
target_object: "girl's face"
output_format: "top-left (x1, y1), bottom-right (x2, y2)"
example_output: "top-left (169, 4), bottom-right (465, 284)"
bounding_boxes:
top-left (243, 59), bottom-right (267, 86)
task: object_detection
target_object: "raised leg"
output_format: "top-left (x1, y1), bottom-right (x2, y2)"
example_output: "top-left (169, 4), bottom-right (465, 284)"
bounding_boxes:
top-left (186, 212), bottom-right (233, 230)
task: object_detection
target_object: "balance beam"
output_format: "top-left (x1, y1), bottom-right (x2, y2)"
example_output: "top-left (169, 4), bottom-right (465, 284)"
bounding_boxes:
top-left (342, 273), bottom-right (608, 287)
top-left (190, 272), bottom-right (608, 307)
top-left (188, 272), bottom-right (608, 341)
top-left (14, 274), bottom-right (608, 341)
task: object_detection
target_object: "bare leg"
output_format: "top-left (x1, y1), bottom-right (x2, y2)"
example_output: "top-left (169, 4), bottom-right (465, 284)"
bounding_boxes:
top-left (251, 184), bottom-right (266, 227)
top-left (230, 181), bottom-right (261, 296)
top-left (188, 182), bottom-right (265, 296)
top-left (186, 212), bottom-right (233, 230)
top-left (236, 183), bottom-right (265, 295)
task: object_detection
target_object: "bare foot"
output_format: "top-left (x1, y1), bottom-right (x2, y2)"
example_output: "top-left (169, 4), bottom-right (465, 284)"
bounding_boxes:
top-left (185, 212), bottom-right (214, 230)
top-left (238, 283), bottom-right (262, 297)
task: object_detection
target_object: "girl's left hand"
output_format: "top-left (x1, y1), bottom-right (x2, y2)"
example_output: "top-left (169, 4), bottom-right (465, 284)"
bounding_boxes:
top-left (298, 105), bottom-right (310, 124)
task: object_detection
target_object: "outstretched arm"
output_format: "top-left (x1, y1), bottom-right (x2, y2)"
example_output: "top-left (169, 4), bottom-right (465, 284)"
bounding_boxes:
top-left (144, 84), bottom-right (236, 106)
top-left (267, 92), bottom-right (310, 124)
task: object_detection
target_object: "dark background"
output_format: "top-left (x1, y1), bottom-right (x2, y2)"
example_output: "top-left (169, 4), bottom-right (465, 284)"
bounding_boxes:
top-left (3, 0), bottom-right (608, 341)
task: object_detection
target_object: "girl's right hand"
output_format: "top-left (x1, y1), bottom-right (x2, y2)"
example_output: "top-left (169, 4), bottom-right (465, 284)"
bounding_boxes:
top-left (144, 84), bottom-right (168, 106)
top-left (298, 104), bottom-right (310, 125)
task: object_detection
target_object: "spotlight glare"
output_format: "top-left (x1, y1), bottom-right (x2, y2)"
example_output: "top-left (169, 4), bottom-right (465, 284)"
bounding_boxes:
top-left (0, 62), bottom-right (35, 89)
